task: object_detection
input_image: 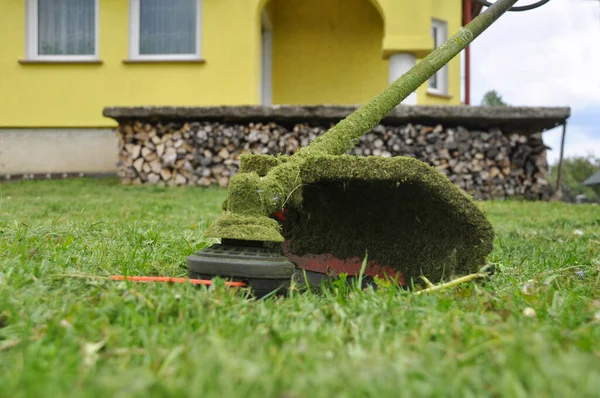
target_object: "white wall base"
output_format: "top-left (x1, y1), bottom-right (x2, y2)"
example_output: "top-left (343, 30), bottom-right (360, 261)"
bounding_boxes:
top-left (0, 128), bottom-right (119, 175)
top-left (389, 53), bottom-right (417, 105)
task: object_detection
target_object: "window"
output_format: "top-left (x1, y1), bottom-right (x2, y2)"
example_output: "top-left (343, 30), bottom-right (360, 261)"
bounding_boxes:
top-left (129, 0), bottom-right (202, 60)
top-left (429, 19), bottom-right (448, 95)
top-left (26, 0), bottom-right (99, 61)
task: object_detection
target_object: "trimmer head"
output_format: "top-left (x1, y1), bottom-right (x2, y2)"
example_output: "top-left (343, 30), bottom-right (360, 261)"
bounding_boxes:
top-left (186, 238), bottom-right (391, 297)
top-left (187, 239), bottom-right (295, 297)
top-left (188, 155), bottom-right (494, 297)
top-left (186, 239), bottom-right (393, 298)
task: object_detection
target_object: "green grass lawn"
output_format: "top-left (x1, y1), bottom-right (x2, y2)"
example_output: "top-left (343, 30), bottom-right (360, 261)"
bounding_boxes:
top-left (1, 177), bottom-right (599, 397)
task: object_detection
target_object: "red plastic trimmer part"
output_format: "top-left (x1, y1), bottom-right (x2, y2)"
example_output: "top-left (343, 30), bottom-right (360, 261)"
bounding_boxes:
top-left (273, 208), bottom-right (405, 285)
top-left (281, 241), bottom-right (405, 285)
top-left (273, 208), bottom-right (289, 221)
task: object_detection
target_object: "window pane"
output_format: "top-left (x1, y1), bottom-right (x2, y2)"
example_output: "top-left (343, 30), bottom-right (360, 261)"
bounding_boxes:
top-left (429, 26), bottom-right (439, 88)
top-left (38, 0), bottom-right (95, 55)
top-left (139, 0), bottom-right (197, 55)
top-left (429, 72), bottom-right (438, 89)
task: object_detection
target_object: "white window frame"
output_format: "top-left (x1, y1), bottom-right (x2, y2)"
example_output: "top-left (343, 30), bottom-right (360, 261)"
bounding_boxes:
top-left (261, 10), bottom-right (273, 106)
top-left (128, 0), bottom-right (202, 61)
top-left (25, 0), bottom-right (100, 61)
top-left (429, 19), bottom-right (449, 96)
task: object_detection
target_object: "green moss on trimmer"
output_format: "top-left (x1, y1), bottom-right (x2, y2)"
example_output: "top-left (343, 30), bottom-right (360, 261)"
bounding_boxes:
top-left (210, 158), bottom-right (304, 241)
top-left (204, 213), bottom-right (284, 242)
top-left (213, 153), bottom-right (495, 281)
top-left (238, 153), bottom-right (287, 176)
top-left (223, 161), bottom-right (303, 216)
top-left (277, 155), bottom-right (494, 281)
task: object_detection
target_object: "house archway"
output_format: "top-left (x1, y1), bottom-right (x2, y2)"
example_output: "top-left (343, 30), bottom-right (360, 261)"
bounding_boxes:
top-left (256, 0), bottom-right (385, 21)
top-left (258, 0), bottom-right (387, 106)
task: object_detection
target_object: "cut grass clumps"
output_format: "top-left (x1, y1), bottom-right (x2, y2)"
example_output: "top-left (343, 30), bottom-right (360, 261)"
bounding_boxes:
top-left (214, 153), bottom-right (495, 282)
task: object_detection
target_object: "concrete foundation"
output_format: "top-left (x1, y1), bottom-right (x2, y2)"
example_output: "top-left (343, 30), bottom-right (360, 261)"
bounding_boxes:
top-left (0, 128), bottom-right (119, 175)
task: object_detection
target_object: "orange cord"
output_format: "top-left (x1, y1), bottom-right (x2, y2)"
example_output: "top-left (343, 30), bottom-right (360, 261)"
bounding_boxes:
top-left (110, 275), bottom-right (247, 287)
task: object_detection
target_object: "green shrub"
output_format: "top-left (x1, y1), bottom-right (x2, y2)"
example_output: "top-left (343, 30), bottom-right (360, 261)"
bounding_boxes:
top-left (548, 155), bottom-right (600, 202)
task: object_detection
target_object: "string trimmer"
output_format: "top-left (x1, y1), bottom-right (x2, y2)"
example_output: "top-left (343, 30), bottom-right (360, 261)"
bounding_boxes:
top-left (184, 0), bottom-right (553, 297)
top-left (114, 0), bottom-right (550, 297)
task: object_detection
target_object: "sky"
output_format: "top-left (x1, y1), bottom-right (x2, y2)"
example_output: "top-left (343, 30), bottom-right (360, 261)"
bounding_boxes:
top-left (466, 0), bottom-right (600, 165)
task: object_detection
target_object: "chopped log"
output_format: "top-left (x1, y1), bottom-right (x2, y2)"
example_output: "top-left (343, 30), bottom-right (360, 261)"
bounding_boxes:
top-left (150, 160), bottom-right (162, 174)
top-left (160, 169), bottom-right (173, 181)
top-left (125, 144), bottom-right (142, 159)
top-left (218, 148), bottom-right (230, 159)
top-left (133, 157), bottom-right (144, 173)
top-left (123, 154), bottom-right (134, 167)
top-left (198, 177), bottom-right (212, 186)
top-left (218, 177), bottom-right (229, 188)
top-left (147, 173), bottom-right (160, 184)
top-left (174, 174), bottom-right (187, 185)
top-left (156, 144), bottom-right (166, 157)
top-left (151, 135), bottom-right (162, 145)
top-left (162, 148), bottom-right (177, 167)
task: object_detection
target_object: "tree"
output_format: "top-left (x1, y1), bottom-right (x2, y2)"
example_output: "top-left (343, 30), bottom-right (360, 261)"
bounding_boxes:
top-left (481, 90), bottom-right (508, 106)
top-left (547, 154), bottom-right (600, 202)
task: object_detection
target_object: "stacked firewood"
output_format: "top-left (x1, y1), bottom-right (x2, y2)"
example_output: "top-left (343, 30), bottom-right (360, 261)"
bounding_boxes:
top-left (349, 124), bottom-right (552, 200)
top-left (117, 120), bottom-right (553, 200)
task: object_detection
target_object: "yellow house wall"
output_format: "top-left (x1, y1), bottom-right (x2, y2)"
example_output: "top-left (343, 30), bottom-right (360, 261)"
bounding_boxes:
top-left (0, 0), bottom-right (263, 128)
top-left (269, 0), bottom-right (388, 105)
top-left (416, 0), bottom-right (463, 105)
top-left (0, 0), bottom-right (463, 128)
top-left (380, 0), bottom-right (434, 57)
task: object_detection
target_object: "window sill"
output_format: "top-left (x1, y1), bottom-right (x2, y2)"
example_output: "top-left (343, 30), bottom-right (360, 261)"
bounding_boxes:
top-left (122, 58), bottom-right (206, 64)
top-left (426, 90), bottom-right (453, 100)
top-left (18, 59), bottom-right (103, 65)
